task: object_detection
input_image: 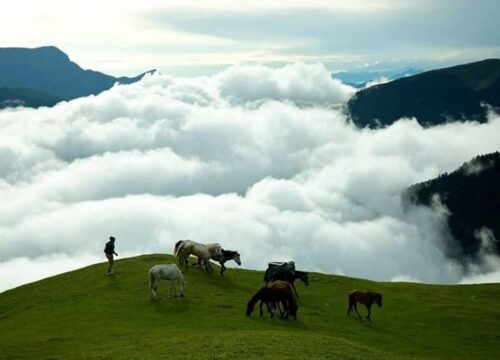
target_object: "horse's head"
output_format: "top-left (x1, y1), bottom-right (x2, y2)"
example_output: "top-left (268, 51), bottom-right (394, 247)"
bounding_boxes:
top-left (234, 252), bottom-right (241, 266)
top-left (289, 302), bottom-right (298, 319)
top-left (246, 301), bottom-right (254, 316)
top-left (375, 294), bottom-right (383, 307)
top-left (300, 272), bottom-right (309, 286)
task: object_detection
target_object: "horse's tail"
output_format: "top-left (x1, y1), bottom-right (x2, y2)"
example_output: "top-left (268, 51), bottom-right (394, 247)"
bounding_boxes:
top-left (149, 269), bottom-right (156, 299)
top-left (177, 267), bottom-right (186, 289)
top-left (177, 268), bottom-right (186, 296)
top-left (174, 240), bottom-right (184, 255)
top-left (176, 241), bottom-right (188, 258)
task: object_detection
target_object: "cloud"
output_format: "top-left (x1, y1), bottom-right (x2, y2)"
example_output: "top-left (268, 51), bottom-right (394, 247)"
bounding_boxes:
top-left (1, 63), bottom-right (500, 292)
top-left (363, 77), bottom-right (390, 88)
top-left (216, 62), bottom-right (354, 105)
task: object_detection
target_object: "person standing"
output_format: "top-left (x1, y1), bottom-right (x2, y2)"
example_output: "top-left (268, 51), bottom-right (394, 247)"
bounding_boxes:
top-left (104, 236), bottom-right (118, 275)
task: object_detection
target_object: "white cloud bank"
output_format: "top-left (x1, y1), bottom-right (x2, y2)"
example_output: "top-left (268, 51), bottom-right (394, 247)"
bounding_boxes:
top-left (0, 63), bottom-right (499, 292)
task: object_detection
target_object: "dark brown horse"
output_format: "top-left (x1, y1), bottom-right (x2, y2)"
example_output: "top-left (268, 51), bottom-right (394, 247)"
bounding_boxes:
top-left (347, 290), bottom-right (383, 322)
top-left (246, 282), bottom-right (297, 319)
top-left (264, 269), bottom-right (309, 298)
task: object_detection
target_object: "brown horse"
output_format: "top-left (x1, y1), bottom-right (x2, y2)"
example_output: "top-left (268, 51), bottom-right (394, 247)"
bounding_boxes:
top-left (269, 280), bottom-right (298, 319)
top-left (347, 290), bottom-right (383, 322)
top-left (246, 282), bottom-right (297, 319)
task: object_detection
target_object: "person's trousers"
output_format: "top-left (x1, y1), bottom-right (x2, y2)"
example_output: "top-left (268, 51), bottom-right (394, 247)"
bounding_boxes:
top-left (106, 254), bottom-right (114, 272)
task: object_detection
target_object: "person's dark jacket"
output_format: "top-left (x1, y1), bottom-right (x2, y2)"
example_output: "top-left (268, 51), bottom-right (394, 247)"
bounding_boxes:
top-left (104, 241), bottom-right (116, 255)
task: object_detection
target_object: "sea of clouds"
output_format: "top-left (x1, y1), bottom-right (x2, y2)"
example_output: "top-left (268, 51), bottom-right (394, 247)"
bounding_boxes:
top-left (1, 62), bottom-right (499, 292)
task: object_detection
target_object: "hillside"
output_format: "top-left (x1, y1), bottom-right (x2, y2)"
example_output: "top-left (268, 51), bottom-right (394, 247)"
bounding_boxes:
top-left (0, 86), bottom-right (63, 109)
top-left (1, 254), bottom-right (499, 360)
top-left (0, 46), bottom-right (154, 102)
top-left (348, 59), bottom-right (500, 127)
top-left (406, 152), bottom-right (500, 258)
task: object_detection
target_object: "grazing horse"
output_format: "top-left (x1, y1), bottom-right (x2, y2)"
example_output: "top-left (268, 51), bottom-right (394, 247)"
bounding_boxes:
top-left (196, 248), bottom-right (242, 276)
top-left (347, 290), bottom-right (383, 322)
top-left (269, 280), bottom-right (298, 319)
top-left (265, 267), bottom-right (309, 298)
top-left (149, 264), bottom-right (186, 299)
top-left (246, 282), bottom-right (297, 319)
top-left (174, 240), bottom-right (221, 272)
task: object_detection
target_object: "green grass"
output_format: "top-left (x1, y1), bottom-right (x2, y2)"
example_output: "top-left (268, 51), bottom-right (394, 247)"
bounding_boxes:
top-left (1, 254), bottom-right (499, 359)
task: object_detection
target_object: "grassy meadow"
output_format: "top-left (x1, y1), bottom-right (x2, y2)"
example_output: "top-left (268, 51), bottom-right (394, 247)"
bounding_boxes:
top-left (0, 254), bottom-right (499, 359)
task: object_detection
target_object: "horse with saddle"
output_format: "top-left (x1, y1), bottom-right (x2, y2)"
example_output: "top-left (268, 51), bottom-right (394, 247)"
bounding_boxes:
top-left (263, 261), bottom-right (309, 297)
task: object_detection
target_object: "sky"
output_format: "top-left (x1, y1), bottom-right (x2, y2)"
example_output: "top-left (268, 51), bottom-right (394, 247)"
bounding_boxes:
top-left (1, 63), bottom-right (500, 292)
top-left (1, 1), bottom-right (500, 292)
top-left (1, 0), bottom-right (500, 76)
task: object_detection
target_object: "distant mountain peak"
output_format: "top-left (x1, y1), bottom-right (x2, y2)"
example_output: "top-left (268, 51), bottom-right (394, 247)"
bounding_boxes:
top-left (0, 46), bottom-right (153, 105)
top-left (348, 58), bottom-right (500, 127)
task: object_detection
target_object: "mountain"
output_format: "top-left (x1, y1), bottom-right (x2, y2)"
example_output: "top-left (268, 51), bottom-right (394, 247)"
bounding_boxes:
top-left (0, 46), bottom-right (155, 102)
top-left (406, 152), bottom-right (500, 258)
top-left (333, 67), bottom-right (422, 88)
top-left (0, 254), bottom-right (498, 359)
top-left (348, 59), bottom-right (500, 127)
top-left (0, 86), bottom-right (63, 109)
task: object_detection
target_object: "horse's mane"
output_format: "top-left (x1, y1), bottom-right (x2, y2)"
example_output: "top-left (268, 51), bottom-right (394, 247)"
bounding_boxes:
top-left (247, 287), bottom-right (268, 314)
top-left (222, 249), bottom-right (238, 256)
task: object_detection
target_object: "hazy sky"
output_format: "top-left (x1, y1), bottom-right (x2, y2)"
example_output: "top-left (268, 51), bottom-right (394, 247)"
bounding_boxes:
top-left (1, 0), bottom-right (499, 76)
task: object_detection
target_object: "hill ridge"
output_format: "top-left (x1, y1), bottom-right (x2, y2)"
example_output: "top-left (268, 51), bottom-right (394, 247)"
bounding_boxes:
top-left (348, 58), bottom-right (500, 127)
top-left (1, 254), bottom-right (499, 359)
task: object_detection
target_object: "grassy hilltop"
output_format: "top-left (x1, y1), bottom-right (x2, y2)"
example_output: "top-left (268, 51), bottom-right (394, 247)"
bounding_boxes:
top-left (0, 254), bottom-right (499, 360)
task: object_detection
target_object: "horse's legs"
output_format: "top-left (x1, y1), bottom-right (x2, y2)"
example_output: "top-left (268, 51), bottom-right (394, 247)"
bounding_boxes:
top-left (279, 301), bottom-right (286, 319)
top-left (366, 305), bottom-right (372, 322)
top-left (354, 303), bottom-right (362, 319)
top-left (177, 251), bottom-right (187, 267)
top-left (220, 261), bottom-right (226, 276)
top-left (259, 301), bottom-right (264, 317)
top-left (204, 257), bottom-right (213, 272)
top-left (178, 278), bottom-right (185, 297)
top-left (267, 301), bottom-right (274, 318)
top-left (169, 280), bottom-right (175, 298)
top-left (150, 278), bottom-right (158, 299)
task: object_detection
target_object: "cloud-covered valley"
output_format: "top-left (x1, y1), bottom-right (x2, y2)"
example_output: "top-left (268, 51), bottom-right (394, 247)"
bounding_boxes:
top-left (1, 62), bottom-right (499, 292)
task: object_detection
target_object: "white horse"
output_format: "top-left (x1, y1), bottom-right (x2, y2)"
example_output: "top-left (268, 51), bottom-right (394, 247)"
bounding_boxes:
top-left (174, 240), bottom-right (222, 272)
top-left (149, 264), bottom-right (186, 299)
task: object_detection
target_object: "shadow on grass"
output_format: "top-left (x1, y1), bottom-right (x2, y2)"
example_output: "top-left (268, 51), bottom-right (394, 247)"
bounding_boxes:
top-left (106, 273), bottom-right (123, 290)
top-left (245, 312), bottom-right (309, 330)
top-left (347, 314), bottom-right (387, 332)
top-left (150, 296), bottom-right (191, 314)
